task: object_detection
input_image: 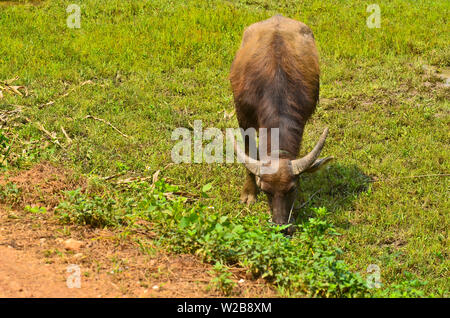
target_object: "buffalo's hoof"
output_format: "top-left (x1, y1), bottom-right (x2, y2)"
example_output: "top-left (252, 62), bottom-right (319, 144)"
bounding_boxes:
top-left (240, 191), bottom-right (257, 205)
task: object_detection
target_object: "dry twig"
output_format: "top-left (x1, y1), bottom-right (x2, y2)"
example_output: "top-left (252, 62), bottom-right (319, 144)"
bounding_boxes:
top-left (116, 176), bottom-right (153, 184)
top-left (297, 188), bottom-right (322, 210)
top-left (0, 76), bottom-right (28, 98)
top-left (60, 126), bottom-right (72, 144)
top-left (101, 172), bottom-right (127, 181)
top-left (38, 80), bottom-right (94, 109)
top-left (84, 115), bottom-right (130, 139)
top-left (35, 122), bottom-right (63, 148)
top-left (23, 117), bottom-right (63, 148)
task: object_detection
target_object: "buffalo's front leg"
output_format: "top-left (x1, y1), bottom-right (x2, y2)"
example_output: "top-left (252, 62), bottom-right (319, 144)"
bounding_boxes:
top-left (236, 119), bottom-right (259, 205)
top-left (240, 170), bottom-right (257, 205)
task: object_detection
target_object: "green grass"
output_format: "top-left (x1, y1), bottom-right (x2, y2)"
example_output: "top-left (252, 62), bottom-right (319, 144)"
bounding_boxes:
top-left (1, 0), bottom-right (449, 297)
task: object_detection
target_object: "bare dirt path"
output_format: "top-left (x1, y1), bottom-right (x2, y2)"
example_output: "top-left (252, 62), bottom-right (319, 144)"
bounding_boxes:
top-left (0, 163), bottom-right (275, 298)
top-left (0, 245), bottom-right (90, 298)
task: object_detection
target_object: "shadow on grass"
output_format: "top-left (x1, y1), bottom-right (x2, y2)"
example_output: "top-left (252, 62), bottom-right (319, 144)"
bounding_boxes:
top-left (294, 163), bottom-right (373, 227)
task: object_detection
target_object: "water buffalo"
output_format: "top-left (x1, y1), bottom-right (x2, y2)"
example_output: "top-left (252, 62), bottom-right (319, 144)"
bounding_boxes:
top-left (230, 15), bottom-right (333, 233)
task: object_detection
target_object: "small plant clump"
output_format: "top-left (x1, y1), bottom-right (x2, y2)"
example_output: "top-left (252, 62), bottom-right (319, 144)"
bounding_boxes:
top-left (55, 188), bottom-right (127, 228)
top-left (207, 262), bottom-right (237, 296)
top-left (25, 205), bottom-right (47, 214)
top-left (0, 182), bottom-right (22, 206)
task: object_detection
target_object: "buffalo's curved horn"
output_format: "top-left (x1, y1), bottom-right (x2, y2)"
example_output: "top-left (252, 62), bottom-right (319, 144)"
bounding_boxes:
top-left (234, 141), bottom-right (261, 176)
top-left (291, 128), bottom-right (329, 175)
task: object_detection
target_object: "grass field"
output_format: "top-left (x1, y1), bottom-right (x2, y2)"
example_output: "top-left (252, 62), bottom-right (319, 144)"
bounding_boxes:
top-left (0, 0), bottom-right (449, 297)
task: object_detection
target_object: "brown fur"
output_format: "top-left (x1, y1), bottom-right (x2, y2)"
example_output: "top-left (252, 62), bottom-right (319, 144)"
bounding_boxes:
top-left (230, 15), bottom-right (320, 158)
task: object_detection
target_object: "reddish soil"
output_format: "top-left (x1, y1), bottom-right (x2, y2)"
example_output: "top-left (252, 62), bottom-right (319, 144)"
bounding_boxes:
top-left (0, 163), bottom-right (276, 298)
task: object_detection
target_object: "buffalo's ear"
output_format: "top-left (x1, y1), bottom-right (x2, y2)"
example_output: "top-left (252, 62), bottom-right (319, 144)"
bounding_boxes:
top-left (302, 156), bottom-right (334, 174)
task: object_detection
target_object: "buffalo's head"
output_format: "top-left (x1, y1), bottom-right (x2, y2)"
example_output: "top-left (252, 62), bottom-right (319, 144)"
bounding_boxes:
top-left (236, 128), bottom-right (333, 234)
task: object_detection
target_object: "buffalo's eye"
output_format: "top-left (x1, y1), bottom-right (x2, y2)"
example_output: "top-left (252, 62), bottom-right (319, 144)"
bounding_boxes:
top-left (286, 185), bottom-right (296, 194)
